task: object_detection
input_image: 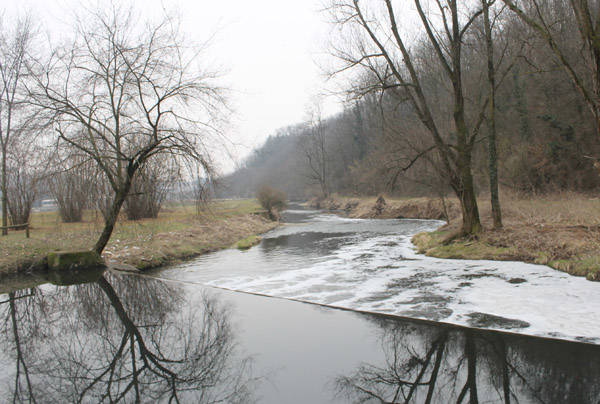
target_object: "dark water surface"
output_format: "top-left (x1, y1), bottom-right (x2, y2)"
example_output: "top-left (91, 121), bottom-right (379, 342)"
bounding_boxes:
top-left (1, 272), bottom-right (599, 403)
top-left (1, 205), bottom-right (599, 403)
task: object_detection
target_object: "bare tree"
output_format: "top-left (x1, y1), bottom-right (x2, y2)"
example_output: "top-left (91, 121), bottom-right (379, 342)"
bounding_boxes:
top-left (328, 0), bottom-right (492, 235)
top-left (0, 15), bottom-right (33, 235)
top-left (483, 0), bottom-right (503, 228)
top-left (6, 139), bottom-right (43, 225)
top-left (301, 102), bottom-right (330, 198)
top-left (29, 5), bottom-right (224, 253)
top-left (91, 170), bottom-right (115, 221)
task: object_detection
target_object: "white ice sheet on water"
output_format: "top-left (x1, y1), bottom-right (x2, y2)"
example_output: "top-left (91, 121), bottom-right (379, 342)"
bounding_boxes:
top-left (204, 218), bottom-right (600, 343)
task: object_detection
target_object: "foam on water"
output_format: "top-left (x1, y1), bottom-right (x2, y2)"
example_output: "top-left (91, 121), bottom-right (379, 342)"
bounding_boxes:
top-left (158, 210), bottom-right (600, 343)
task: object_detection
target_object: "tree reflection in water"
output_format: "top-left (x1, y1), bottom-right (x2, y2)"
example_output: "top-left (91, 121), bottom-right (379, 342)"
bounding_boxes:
top-left (335, 317), bottom-right (600, 403)
top-left (0, 273), bottom-right (257, 403)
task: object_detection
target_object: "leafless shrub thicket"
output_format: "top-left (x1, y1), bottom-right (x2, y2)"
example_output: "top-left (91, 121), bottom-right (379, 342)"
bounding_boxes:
top-left (5, 146), bottom-right (41, 225)
top-left (47, 155), bottom-right (95, 223)
top-left (124, 160), bottom-right (179, 220)
top-left (0, 15), bottom-right (35, 234)
top-left (257, 185), bottom-right (287, 220)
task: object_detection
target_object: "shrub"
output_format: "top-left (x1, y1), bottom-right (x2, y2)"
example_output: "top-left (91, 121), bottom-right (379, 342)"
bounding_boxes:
top-left (49, 167), bottom-right (93, 223)
top-left (257, 185), bottom-right (287, 220)
top-left (124, 163), bottom-right (176, 220)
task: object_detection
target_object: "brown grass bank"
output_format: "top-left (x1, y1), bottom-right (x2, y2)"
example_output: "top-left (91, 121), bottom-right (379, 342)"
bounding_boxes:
top-left (0, 199), bottom-right (278, 277)
top-left (312, 193), bottom-right (600, 281)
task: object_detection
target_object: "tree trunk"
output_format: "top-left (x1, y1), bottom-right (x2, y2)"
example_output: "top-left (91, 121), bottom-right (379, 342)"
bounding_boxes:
top-left (453, 160), bottom-right (481, 236)
top-left (483, 0), bottom-right (502, 229)
top-left (1, 148), bottom-right (7, 236)
top-left (93, 188), bottom-right (128, 254)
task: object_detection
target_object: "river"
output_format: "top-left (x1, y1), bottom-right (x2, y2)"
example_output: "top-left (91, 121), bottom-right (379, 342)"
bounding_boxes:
top-left (0, 205), bottom-right (599, 403)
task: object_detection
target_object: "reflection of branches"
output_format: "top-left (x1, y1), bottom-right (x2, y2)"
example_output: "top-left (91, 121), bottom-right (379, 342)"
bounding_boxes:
top-left (72, 272), bottom-right (180, 328)
top-left (0, 287), bottom-right (49, 404)
top-left (336, 324), bottom-right (448, 403)
top-left (1, 274), bottom-right (257, 403)
top-left (456, 331), bottom-right (478, 404)
top-left (8, 291), bottom-right (37, 404)
top-left (336, 318), bottom-right (600, 403)
top-left (48, 276), bottom-right (256, 404)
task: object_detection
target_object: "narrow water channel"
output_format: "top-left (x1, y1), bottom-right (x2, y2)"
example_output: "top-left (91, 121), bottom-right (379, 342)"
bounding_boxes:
top-left (1, 205), bottom-right (599, 403)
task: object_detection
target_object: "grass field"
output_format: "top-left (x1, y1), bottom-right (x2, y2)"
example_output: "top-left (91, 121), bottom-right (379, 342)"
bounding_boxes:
top-left (0, 199), bottom-right (277, 275)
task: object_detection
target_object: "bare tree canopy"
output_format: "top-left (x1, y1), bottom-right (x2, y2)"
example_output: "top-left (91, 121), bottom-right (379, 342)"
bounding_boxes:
top-left (28, 4), bottom-right (225, 252)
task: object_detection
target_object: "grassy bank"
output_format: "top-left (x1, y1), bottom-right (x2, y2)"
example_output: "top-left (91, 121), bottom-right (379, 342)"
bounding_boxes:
top-left (317, 193), bottom-right (600, 281)
top-left (0, 199), bottom-right (277, 276)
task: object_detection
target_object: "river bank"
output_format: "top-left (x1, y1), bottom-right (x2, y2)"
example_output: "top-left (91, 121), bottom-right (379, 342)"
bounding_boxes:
top-left (310, 193), bottom-right (600, 281)
top-left (0, 199), bottom-right (278, 277)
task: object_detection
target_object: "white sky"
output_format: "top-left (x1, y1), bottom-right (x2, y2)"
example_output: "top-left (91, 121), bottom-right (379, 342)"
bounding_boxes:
top-left (4, 0), bottom-right (344, 173)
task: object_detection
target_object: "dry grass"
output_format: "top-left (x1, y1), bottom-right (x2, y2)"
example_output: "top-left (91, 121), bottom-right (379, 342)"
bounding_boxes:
top-left (484, 190), bottom-right (600, 227)
top-left (0, 199), bottom-right (277, 275)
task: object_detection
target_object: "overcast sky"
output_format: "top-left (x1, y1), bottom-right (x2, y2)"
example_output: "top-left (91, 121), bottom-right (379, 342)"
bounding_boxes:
top-left (5, 0), bottom-right (344, 173)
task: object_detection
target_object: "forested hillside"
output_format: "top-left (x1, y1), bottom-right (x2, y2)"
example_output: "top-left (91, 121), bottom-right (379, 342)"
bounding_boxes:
top-left (219, 0), bottom-right (600, 206)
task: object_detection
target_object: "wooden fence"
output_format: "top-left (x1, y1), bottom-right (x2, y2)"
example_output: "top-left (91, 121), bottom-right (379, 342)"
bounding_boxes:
top-left (0, 223), bottom-right (30, 238)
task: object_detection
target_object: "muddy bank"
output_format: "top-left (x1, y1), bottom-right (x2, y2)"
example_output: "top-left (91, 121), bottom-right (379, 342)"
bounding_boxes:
top-left (308, 195), bottom-right (460, 221)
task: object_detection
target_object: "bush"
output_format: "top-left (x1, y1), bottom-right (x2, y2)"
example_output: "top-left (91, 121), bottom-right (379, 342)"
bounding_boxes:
top-left (49, 168), bottom-right (93, 223)
top-left (124, 163), bottom-right (175, 220)
top-left (256, 185), bottom-right (287, 220)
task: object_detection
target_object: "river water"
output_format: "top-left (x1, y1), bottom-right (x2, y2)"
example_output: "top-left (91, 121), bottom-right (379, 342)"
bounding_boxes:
top-left (156, 205), bottom-right (600, 343)
top-left (1, 205), bottom-right (599, 403)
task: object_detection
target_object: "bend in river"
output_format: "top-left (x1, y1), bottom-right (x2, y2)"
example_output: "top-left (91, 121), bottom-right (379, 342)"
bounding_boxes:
top-left (154, 204), bottom-right (600, 343)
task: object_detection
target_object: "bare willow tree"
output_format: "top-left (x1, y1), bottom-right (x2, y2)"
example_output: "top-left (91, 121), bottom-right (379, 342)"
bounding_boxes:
top-left (29, 5), bottom-right (224, 253)
top-left (0, 15), bottom-right (33, 235)
top-left (328, 0), bottom-right (497, 235)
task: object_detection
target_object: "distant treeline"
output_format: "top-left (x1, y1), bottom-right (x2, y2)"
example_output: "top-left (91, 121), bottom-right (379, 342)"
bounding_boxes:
top-left (219, 0), bottom-right (600, 202)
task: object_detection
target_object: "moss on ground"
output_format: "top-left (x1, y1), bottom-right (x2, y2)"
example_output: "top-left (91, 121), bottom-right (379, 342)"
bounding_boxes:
top-left (236, 235), bottom-right (262, 250)
top-left (412, 228), bottom-right (600, 281)
top-left (412, 231), bottom-right (516, 261)
top-left (47, 250), bottom-right (104, 270)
